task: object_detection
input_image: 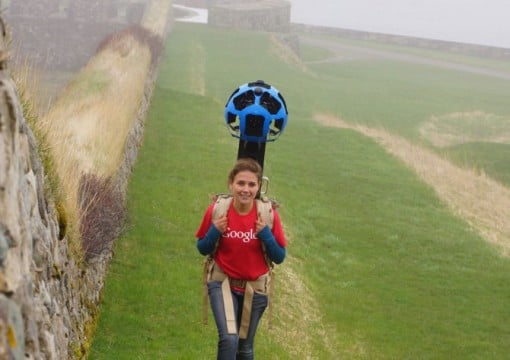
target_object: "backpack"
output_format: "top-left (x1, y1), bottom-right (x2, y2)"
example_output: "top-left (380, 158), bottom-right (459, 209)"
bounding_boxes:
top-left (212, 193), bottom-right (275, 231)
top-left (202, 194), bottom-right (278, 332)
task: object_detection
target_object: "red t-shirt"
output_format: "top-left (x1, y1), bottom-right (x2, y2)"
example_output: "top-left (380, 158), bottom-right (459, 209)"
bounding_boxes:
top-left (196, 201), bottom-right (287, 281)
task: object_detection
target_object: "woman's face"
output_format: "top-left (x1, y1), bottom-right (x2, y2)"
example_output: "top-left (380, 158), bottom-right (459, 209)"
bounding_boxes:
top-left (229, 170), bottom-right (260, 207)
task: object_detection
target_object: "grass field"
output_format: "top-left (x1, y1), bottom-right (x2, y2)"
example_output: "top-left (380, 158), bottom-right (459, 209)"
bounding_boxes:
top-left (89, 23), bottom-right (510, 359)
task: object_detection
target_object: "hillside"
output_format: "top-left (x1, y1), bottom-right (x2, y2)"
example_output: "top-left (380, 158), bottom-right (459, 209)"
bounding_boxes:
top-left (90, 22), bottom-right (510, 359)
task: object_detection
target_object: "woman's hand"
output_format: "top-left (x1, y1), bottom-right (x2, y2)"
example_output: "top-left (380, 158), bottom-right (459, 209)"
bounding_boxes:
top-left (255, 212), bottom-right (267, 234)
top-left (213, 215), bottom-right (228, 233)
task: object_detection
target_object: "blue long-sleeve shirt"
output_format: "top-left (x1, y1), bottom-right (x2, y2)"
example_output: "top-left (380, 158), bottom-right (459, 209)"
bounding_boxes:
top-left (196, 225), bottom-right (222, 255)
top-left (256, 225), bottom-right (286, 264)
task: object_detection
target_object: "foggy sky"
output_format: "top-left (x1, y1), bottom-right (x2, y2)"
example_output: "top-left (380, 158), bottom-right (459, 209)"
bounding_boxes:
top-left (289, 0), bottom-right (510, 49)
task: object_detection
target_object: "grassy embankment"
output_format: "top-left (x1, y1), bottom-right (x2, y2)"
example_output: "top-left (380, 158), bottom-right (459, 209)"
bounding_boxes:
top-left (19, 0), bottom-right (171, 261)
top-left (90, 23), bottom-right (510, 359)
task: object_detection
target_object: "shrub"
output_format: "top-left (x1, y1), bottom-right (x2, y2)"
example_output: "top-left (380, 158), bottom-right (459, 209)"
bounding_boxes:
top-left (79, 174), bottom-right (126, 261)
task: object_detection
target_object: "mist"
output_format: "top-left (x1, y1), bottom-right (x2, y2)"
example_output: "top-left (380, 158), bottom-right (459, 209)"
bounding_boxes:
top-left (288, 0), bottom-right (510, 49)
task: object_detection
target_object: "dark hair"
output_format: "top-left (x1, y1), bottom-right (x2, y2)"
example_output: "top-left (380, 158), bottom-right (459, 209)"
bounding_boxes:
top-left (228, 158), bottom-right (263, 184)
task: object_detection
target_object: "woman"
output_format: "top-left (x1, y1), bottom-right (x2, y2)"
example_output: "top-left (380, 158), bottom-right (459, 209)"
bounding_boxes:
top-left (196, 157), bottom-right (287, 359)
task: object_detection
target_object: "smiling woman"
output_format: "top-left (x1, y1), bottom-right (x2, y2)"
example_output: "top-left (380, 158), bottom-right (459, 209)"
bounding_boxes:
top-left (196, 158), bottom-right (287, 358)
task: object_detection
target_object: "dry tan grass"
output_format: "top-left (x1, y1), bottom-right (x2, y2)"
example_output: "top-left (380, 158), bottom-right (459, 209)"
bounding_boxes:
top-left (11, 58), bottom-right (46, 117)
top-left (263, 255), bottom-right (341, 359)
top-left (32, 35), bottom-right (151, 259)
top-left (190, 40), bottom-right (206, 96)
top-left (420, 111), bottom-right (510, 147)
top-left (315, 113), bottom-right (510, 256)
top-left (141, 0), bottom-right (172, 36)
top-left (42, 35), bottom-right (151, 178)
top-left (261, 225), bottom-right (372, 357)
top-left (269, 34), bottom-right (310, 74)
top-left (41, 36), bottom-right (150, 249)
top-left (32, 1), bottom-right (171, 257)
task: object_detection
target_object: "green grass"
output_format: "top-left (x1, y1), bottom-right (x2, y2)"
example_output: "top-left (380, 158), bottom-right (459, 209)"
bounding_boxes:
top-left (444, 142), bottom-right (510, 186)
top-left (313, 32), bottom-right (510, 74)
top-left (90, 23), bottom-right (510, 359)
top-left (89, 90), bottom-right (288, 358)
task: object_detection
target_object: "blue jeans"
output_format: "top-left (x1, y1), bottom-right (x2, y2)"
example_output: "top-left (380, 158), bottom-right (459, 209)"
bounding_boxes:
top-left (208, 281), bottom-right (268, 360)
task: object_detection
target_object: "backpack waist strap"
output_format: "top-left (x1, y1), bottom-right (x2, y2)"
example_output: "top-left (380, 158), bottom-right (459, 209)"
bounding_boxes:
top-left (209, 262), bottom-right (270, 293)
top-left (203, 260), bottom-right (270, 339)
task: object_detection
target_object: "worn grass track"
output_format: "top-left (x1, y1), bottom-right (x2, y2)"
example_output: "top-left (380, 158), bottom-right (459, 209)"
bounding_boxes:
top-left (315, 113), bottom-right (510, 257)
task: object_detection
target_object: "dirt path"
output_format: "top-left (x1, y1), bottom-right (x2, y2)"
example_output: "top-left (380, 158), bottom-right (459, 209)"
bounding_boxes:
top-left (300, 36), bottom-right (510, 81)
top-left (315, 113), bottom-right (510, 257)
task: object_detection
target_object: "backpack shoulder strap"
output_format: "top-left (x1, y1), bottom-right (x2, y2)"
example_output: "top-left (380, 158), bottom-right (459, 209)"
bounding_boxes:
top-left (256, 196), bottom-right (277, 229)
top-left (212, 194), bottom-right (233, 220)
top-left (255, 196), bottom-right (278, 330)
top-left (212, 194), bottom-right (276, 229)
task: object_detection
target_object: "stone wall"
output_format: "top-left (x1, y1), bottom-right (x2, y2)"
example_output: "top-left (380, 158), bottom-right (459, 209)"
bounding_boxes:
top-left (208, 0), bottom-right (291, 32)
top-left (0, 9), bottom-right (168, 358)
top-left (0, 14), bottom-right (82, 357)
